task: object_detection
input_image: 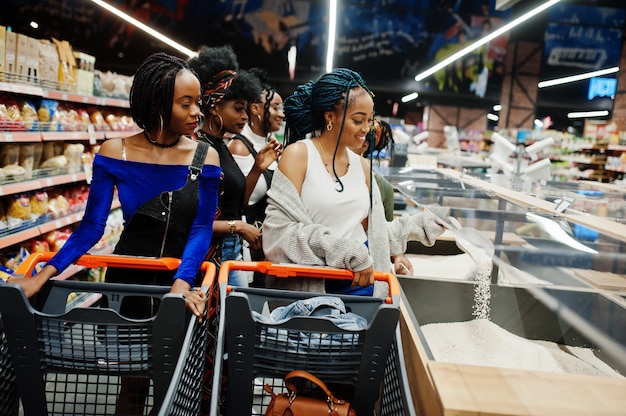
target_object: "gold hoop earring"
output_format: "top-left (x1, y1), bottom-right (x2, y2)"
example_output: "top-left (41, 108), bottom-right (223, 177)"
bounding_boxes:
top-left (150, 114), bottom-right (164, 143)
top-left (209, 114), bottom-right (224, 135)
top-left (326, 121), bottom-right (332, 131)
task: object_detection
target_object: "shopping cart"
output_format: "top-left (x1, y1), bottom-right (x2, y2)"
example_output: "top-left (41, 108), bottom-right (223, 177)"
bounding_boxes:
top-left (0, 314), bottom-right (18, 416)
top-left (206, 260), bottom-right (415, 416)
top-left (0, 252), bottom-right (216, 416)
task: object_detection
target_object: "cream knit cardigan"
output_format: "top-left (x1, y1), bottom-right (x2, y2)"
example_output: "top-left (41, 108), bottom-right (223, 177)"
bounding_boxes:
top-left (262, 168), bottom-right (446, 294)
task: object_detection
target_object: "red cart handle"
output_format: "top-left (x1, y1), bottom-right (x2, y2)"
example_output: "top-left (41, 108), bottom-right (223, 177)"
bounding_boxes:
top-left (218, 260), bottom-right (400, 304)
top-left (15, 252), bottom-right (216, 287)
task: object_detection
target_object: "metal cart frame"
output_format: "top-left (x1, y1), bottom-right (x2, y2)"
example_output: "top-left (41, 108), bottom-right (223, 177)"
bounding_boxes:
top-left (0, 252), bottom-right (215, 416)
top-left (208, 260), bottom-right (415, 416)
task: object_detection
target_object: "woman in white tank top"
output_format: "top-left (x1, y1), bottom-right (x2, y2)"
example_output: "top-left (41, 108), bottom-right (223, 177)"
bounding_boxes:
top-left (265, 68), bottom-right (377, 294)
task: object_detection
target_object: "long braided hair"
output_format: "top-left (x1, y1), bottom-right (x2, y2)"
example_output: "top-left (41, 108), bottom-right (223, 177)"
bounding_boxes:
top-left (248, 67), bottom-right (280, 141)
top-left (365, 118), bottom-right (394, 163)
top-left (283, 68), bottom-right (373, 191)
top-left (129, 52), bottom-right (195, 132)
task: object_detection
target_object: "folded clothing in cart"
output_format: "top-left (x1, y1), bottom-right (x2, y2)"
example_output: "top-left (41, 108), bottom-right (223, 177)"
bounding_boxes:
top-left (252, 296), bottom-right (368, 354)
top-left (252, 296), bottom-right (367, 330)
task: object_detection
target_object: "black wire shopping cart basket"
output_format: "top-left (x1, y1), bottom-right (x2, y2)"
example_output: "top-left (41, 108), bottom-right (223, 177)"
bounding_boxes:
top-left (206, 260), bottom-right (416, 416)
top-left (0, 252), bottom-right (216, 416)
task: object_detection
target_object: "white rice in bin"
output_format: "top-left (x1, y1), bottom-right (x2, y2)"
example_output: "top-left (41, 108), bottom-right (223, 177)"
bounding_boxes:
top-left (420, 319), bottom-right (623, 378)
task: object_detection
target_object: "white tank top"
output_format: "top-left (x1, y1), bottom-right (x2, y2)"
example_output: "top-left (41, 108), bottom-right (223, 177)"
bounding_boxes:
top-left (301, 138), bottom-right (369, 243)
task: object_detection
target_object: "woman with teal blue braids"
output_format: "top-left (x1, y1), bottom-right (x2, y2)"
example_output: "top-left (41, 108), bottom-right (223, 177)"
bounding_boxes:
top-left (263, 68), bottom-right (447, 296)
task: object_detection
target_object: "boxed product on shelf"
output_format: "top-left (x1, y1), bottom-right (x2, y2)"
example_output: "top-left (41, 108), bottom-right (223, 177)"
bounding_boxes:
top-left (51, 37), bottom-right (76, 92)
top-left (38, 40), bottom-right (60, 88)
top-left (73, 51), bottom-right (95, 96)
top-left (0, 26), bottom-right (6, 80)
top-left (26, 36), bottom-right (39, 83)
top-left (4, 30), bottom-right (16, 77)
top-left (15, 34), bottom-right (30, 78)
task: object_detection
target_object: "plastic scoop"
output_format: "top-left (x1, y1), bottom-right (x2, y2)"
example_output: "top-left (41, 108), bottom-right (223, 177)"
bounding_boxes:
top-left (447, 216), bottom-right (495, 259)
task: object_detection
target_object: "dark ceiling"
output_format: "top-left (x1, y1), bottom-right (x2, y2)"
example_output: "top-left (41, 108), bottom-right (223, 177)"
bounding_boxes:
top-left (3, 0), bottom-right (626, 118)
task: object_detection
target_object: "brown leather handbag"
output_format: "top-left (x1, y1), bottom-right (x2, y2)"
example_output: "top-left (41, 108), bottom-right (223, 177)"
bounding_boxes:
top-left (264, 370), bottom-right (356, 416)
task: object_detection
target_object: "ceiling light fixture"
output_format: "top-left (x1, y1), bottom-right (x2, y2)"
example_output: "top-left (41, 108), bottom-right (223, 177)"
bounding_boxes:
top-left (326, 0), bottom-right (338, 72)
top-left (401, 92), bottom-right (419, 102)
top-left (487, 113), bottom-right (499, 121)
top-left (567, 110), bottom-right (609, 119)
top-left (538, 67), bottom-right (619, 88)
top-left (414, 0), bottom-right (562, 82)
top-left (89, 0), bottom-right (196, 58)
top-left (493, 104), bottom-right (502, 112)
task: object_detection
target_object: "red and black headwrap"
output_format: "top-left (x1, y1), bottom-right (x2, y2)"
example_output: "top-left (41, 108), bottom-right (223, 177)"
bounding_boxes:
top-left (202, 69), bottom-right (236, 108)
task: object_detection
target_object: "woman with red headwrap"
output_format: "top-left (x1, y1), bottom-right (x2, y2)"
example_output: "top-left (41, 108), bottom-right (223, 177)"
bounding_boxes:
top-left (189, 45), bottom-right (281, 287)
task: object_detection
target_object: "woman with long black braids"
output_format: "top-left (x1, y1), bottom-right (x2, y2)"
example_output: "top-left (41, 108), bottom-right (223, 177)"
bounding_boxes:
top-left (9, 52), bottom-right (222, 413)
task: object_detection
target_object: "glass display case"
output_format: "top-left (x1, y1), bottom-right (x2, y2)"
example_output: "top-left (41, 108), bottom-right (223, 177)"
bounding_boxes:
top-left (377, 166), bottom-right (626, 415)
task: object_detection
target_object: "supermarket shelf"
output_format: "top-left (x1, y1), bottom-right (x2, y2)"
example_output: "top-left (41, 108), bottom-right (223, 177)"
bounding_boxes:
top-left (0, 172), bottom-right (87, 196)
top-left (0, 131), bottom-right (42, 142)
top-left (0, 80), bottom-right (129, 108)
top-left (0, 200), bottom-right (120, 249)
top-left (41, 131), bottom-right (107, 141)
top-left (42, 90), bottom-right (130, 108)
top-left (0, 81), bottom-right (44, 96)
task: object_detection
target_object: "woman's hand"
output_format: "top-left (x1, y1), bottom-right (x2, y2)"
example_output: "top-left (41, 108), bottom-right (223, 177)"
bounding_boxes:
top-left (254, 138), bottom-right (282, 171)
top-left (171, 278), bottom-right (206, 322)
top-left (393, 254), bottom-right (414, 275)
top-left (352, 265), bottom-right (375, 288)
top-left (7, 264), bottom-right (57, 298)
top-left (239, 221), bottom-right (262, 251)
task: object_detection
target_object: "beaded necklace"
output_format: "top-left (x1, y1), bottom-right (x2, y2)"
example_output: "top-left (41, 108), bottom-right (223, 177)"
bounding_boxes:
top-left (143, 130), bottom-right (181, 148)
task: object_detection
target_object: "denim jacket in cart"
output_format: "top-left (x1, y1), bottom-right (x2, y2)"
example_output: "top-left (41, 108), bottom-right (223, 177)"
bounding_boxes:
top-left (252, 296), bottom-right (368, 354)
top-left (253, 296), bottom-right (367, 330)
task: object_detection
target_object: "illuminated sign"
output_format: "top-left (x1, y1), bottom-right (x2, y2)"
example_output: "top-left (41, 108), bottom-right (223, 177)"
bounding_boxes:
top-left (588, 77), bottom-right (617, 100)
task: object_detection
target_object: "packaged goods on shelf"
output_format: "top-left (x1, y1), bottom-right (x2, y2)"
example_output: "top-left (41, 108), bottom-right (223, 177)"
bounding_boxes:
top-left (37, 40), bottom-right (59, 87)
top-left (6, 194), bottom-right (31, 227)
top-left (5, 31), bottom-right (16, 77)
top-left (94, 70), bottom-right (132, 99)
top-left (73, 52), bottom-right (95, 96)
top-left (25, 36), bottom-right (39, 83)
top-left (51, 38), bottom-right (76, 92)
top-left (15, 34), bottom-right (29, 78)
top-left (0, 26), bottom-right (6, 80)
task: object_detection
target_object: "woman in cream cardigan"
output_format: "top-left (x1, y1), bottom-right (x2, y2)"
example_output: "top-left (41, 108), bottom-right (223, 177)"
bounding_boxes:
top-left (262, 68), bottom-right (445, 295)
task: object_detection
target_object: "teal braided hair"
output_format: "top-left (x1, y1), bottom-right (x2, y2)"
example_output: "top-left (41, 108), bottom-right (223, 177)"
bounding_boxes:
top-left (283, 68), bottom-right (373, 191)
top-left (283, 68), bottom-right (372, 144)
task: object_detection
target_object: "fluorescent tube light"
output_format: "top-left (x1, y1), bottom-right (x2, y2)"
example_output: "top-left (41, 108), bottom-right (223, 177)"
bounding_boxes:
top-left (567, 110), bottom-right (609, 119)
top-left (90, 0), bottom-right (196, 58)
top-left (415, 0), bottom-right (562, 82)
top-left (326, 0), bottom-right (337, 72)
top-left (401, 92), bottom-right (419, 102)
top-left (538, 67), bottom-right (619, 88)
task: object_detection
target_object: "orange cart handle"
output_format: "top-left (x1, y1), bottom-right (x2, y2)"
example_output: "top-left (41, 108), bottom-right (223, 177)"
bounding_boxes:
top-left (15, 252), bottom-right (215, 287)
top-left (218, 260), bottom-right (400, 303)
